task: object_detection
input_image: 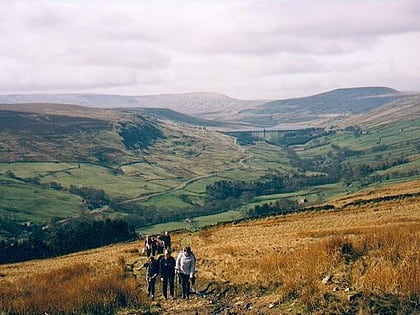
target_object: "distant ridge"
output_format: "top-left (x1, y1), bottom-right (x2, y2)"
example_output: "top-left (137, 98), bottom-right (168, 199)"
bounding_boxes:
top-left (0, 92), bottom-right (264, 115)
top-left (1, 87), bottom-right (417, 129)
top-left (248, 86), bottom-right (402, 115)
top-left (230, 86), bottom-right (417, 128)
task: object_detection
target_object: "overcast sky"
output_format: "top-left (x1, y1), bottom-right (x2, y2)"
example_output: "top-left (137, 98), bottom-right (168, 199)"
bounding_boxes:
top-left (0, 0), bottom-right (419, 99)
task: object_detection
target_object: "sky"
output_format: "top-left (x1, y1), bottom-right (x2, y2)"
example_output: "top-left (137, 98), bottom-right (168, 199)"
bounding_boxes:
top-left (0, 0), bottom-right (419, 100)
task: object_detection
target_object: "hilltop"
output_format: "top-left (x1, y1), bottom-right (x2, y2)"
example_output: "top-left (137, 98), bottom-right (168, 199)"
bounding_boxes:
top-left (0, 103), bottom-right (164, 165)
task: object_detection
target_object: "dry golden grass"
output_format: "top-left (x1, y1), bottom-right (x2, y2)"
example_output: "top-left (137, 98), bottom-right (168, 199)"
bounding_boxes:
top-left (0, 261), bottom-right (148, 314)
top-left (0, 180), bottom-right (419, 314)
top-left (189, 181), bottom-right (419, 313)
top-left (330, 180), bottom-right (420, 208)
top-left (248, 223), bottom-right (419, 312)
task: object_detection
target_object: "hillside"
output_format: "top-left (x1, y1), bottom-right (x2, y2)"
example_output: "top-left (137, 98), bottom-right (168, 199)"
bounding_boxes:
top-left (234, 87), bottom-right (411, 128)
top-left (0, 99), bottom-right (418, 313)
top-left (0, 103), bottom-right (164, 165)
top-left (338, 93), bottom-right (420, 128)
top-left (0, 180), bottom-right (418, 314)
top-left (122, 107), bottom-right (231, 128)
top-left (0, 100), bottom-right (418, 239)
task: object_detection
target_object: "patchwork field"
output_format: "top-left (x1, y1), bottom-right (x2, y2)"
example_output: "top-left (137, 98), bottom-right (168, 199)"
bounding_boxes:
top-left (1, 116), bottom-right (418, 237)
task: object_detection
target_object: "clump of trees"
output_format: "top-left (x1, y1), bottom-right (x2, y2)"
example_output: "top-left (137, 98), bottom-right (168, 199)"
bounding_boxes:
top-left (68, 185), bottom-right (109, 209)
top-left (246, 200), bottom-right (335, 218)
top-left (0, 219), bottom-right (135, 264)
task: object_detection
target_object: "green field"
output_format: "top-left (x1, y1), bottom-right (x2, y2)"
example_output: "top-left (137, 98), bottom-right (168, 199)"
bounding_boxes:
top-left (136, 119), bottom-right (419, 233)
top-left (0, 118), bottom-right (419, 232)
top-left (0, 176), bottom-right (82, 223)
top-left (138, 209), bottom-right (244, 235)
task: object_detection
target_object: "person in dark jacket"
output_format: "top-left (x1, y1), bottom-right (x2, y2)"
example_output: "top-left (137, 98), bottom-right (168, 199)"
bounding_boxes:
top-left (151, 236), bottom-right (159, 256)
top-left (143, 256), bottom-right (159, 299)
top-left (159, 249), bottom-right (176, 299)
top-left (162, 231), bottom-right (172, 250)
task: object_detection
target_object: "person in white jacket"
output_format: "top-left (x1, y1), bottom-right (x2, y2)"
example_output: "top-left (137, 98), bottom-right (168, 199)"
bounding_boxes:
top-left (175, 246), bottom-right (196, 299)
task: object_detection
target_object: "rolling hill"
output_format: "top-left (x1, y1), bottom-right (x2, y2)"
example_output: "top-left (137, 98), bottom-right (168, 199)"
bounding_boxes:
top-left (0, 94), bottom-right (418, 314)
top-left (233, 87), bottom-right (418, 128)
top-left (339, 93), bottom-right (420, 128)
top-left (1, 87), bottom-right (417, 129)
top-left (122, 107), bottom-right (231, 128)
top-left (0, 102), bottom-right (250, 226)
top-left (0, 92), bottom-right (264, 116)
top-left (255, 87), bottom-right (402, 115)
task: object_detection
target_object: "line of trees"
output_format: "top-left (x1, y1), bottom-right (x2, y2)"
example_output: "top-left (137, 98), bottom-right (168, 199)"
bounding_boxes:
top-left (0, 219), bottom-right (135, 264)
top-left (205, 173), bottom-right (336, 206)
top-left (246, 200), bottom-right (335, 218)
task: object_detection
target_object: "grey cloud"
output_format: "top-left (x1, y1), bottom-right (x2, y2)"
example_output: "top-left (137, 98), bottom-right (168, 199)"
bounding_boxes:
top-left (153, 1), bottom-right (420, 56)
top-left (0, 0), bottom-right (419, 98)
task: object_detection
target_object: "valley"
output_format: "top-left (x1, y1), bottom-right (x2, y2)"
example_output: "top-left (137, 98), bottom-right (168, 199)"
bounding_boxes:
top-left (0, 89), bottom-right (419, 246)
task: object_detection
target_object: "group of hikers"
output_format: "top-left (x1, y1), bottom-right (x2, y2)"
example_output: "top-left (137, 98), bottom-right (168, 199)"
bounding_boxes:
top-left (140, 232), bottom-right (197, 300)
top-left (142, 232), bottom-right (172, 257)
